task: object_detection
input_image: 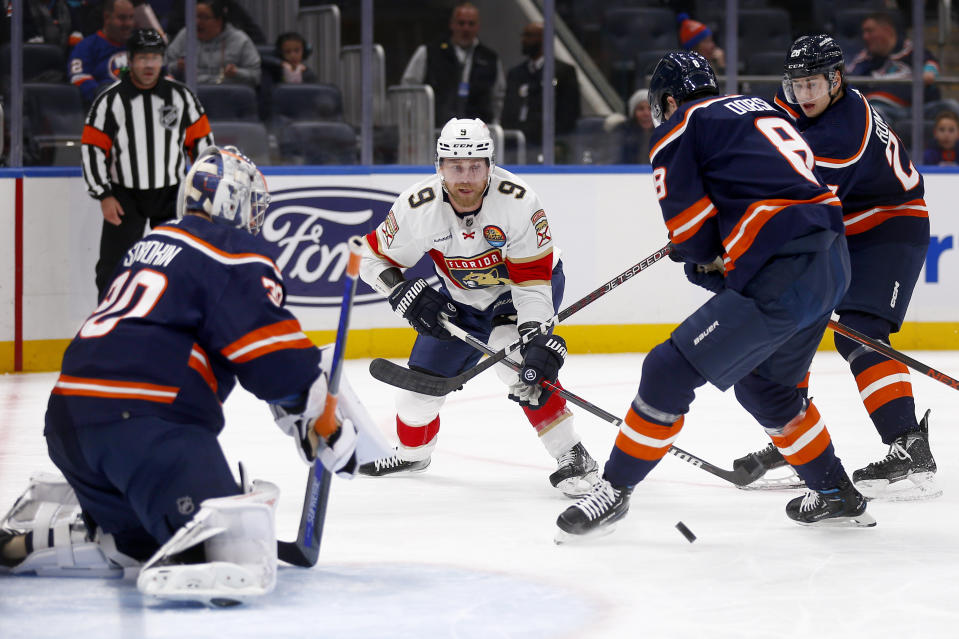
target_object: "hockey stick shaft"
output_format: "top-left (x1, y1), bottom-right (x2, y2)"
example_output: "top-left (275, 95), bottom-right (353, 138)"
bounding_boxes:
top-left (369, 244), bottom-right (673, 396)
top-left (440, 319), bottom-right (763, 487)
top-left (278, 236), bottom-right (363, 567)
top-left (828, 320), bottom-right (959, 392)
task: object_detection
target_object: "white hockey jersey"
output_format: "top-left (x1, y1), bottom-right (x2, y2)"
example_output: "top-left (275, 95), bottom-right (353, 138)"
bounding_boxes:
top-left (361, 166), bottom-right (556, 326)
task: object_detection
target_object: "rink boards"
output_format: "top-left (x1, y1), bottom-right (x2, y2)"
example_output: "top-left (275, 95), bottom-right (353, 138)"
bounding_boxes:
top-left (1, 166), bottom-right (957, 372)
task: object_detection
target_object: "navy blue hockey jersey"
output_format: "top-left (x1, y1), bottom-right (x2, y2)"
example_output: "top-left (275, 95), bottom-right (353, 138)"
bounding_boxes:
top-left (773, 87), bottom-right (928, 249)
top-left (50, 215), bottom-right (321, 431)
top-left (649, 95), bottom-right (845, 291)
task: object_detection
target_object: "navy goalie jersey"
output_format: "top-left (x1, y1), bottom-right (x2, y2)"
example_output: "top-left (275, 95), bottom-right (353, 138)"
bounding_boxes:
top-left (649, 95), bottom-right (845, 291)
top-left (773, 86), bottom-right (928, 249)
top-left (51, 215), bottom-right (321, 431)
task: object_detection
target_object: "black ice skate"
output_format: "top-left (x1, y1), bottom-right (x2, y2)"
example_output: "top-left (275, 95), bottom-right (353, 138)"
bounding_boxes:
top-left (554, 478), bottom-right (633, 543)
top-left (852, 409), bottom-right (940, 501)
top-left (785, 475), bottom-right (876, 527)
top-left (549, 443), bottom-right (600, 497)
top-left (358, 450), bottom-right (430, 477)
top-left (733, 443), bottom-right (805, 490)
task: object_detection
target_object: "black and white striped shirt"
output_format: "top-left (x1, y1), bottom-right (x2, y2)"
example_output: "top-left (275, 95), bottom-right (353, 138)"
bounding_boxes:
top-left (81, 72), bottom-right (214, 199)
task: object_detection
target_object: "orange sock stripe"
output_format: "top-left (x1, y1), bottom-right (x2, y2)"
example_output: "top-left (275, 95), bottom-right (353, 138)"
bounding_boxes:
top-left (855, 360), bottom-right (910, 390)
top-left (862, 381), bottom-right (914, 413)
top-left (615, 409), bottom-right (684, 461)
top-left (769, 403), bottom-right (832, 466)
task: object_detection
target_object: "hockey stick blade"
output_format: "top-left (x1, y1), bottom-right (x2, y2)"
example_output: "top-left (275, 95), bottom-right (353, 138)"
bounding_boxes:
top-left (667, 447), bottom-right (765, 487)
top-left (369, 244), bottom-right (672, 397)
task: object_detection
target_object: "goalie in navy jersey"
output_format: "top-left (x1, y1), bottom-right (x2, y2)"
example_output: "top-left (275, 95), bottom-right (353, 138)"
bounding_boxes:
top-left (556, 51), bottom-right (874, 541)
top-left (0, 146), bottom-right (379, 606)
top-left (732, 35), bottom-right (937, 501)
top-left (358, 118), bottom-right (600, 497)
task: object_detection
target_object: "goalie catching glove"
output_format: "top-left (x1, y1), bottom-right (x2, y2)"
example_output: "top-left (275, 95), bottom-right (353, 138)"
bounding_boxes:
top-left (508, 322), bottom-right (567, 409)
top-left (388, 277), bottom-right (458, 340)
top-left (269, 369), bottom-right (359, 479)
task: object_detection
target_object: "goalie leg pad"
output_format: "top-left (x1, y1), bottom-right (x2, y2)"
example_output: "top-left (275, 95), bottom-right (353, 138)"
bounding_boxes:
top-left (137, 480), bottom-right (279, 606)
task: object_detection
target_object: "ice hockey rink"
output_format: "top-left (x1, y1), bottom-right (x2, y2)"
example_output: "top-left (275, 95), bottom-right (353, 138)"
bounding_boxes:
top-left (2, 350), bottom-right (958, 639)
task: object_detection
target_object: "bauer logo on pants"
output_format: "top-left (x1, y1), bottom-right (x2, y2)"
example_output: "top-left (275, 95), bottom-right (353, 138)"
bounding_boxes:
top-left (259, 186), bottom-right (437, 307)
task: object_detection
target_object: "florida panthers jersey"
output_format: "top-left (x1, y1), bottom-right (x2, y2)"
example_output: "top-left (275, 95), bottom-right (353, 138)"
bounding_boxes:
top-left (362, 166), bottom-right (556, 326)
top-left (773, 87), bottom-right (928, 249)
top-left (649, 95), bottom-right (845, 292)
top-left (51, 215), bottom-right (321, 431)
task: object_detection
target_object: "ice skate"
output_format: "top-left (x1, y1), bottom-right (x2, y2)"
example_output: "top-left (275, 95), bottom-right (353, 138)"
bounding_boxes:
top-left (554, 478), bottom-right (632, 543)
top-left (733, 443), bottom-right (805, 490)
top-left (786, 475), bottom-right (876, 527)
top-left (358, 449), bottom-right (431, 477)
top-left (852, 410), bottom-right (940, 501)
top-left (549, 442), bottom-right (600, 497)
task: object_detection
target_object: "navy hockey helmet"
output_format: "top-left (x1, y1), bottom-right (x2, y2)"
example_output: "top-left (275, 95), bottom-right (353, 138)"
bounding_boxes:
top-left (126, 28), bottom-right (166, 58)
top-left (177, 146), bottom-right (271, 235)
top-left (782, 35), bottom-right (844, 103)
top-left (648, 50), bottom-right (719, 126)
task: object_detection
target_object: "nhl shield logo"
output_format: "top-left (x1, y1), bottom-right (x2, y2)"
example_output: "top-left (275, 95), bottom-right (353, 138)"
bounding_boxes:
top-left (176, 496), bottom-right (195, 515)
top-left (159, 105), bottom-right (179, 130)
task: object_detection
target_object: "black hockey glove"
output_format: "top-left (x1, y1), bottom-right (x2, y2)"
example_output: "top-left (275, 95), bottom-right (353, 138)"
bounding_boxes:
top-left (508, 322), bottom-right (567, 409)
top-left (388, 278), bottom-right (458, 340)
top-left (684, 261), bottom-right (725, 293)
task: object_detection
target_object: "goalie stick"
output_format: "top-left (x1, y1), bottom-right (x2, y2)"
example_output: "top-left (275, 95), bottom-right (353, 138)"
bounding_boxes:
top-left (438, 318), bottom-right (764, 488)
top-left (277, 236), bottom-right (363, 568)
top-left (369, 244), bottom-right (673, 397)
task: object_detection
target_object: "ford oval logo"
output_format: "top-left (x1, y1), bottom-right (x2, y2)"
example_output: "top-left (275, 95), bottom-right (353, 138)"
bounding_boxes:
top-left (260, 186), bottom-right (438, 307)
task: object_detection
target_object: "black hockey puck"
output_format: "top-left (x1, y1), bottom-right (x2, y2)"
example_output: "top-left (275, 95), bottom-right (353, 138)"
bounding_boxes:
top-left (675, 521), bottom-right (696, 543)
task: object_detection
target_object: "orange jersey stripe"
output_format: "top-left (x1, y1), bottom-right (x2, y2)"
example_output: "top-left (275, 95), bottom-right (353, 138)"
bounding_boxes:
top-left (649, 95), bottom-right (732, 162)
top-left (221, 319), bottom-right (314, 363)
top-left (722, 192), bottom-right (842, 272)
top-left (666, 195), bottom-right (717, 244)
top-left (843, 199), bottom-right (928, 236)
top-left (615, 408), bottom-right (684, 461)
top-left (53, 375), bottom-right (179, 403)
top-left (188, 344), bottom-right (218, 394)
top-left (81, 125), bottom-right (113, 154)
top-left (769, 402), bottom-right (831, 466)
top-left (774, 95), bottom-right (800, 120)
top-left (814, 92), bottom-right (872, 168)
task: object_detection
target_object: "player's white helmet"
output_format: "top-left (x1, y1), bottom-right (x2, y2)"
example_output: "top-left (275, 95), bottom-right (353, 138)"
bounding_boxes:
top-left (177, 145), bottom-right (271, 235)
top-left (435, 118), bottom-right (496, 178)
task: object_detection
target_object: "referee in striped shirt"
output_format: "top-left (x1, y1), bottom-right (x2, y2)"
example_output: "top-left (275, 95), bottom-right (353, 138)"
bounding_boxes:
top-left (81, 28), bottom-right (214, 298)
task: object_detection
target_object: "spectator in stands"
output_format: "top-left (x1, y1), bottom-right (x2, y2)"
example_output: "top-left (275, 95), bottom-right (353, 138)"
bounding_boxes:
top-left (501, 21), bottom-right (580, 161)
top-left (677, 13), bottom-right (725, 72)
top-left (20, 0), bottom-right (82, 49)
top-left (618, 88), bottom-right (655, 164)
top-left (848, 11), bottom-right (940, 124)
top-left (165, 0), bottom-right (260, 87)
top-left (923, 110), bottom-right (959, 166)
top-left (401, 1), bottom-right (506, 125)
top-left (68, 0), bottom-right (136, 104)
top-left (164, 0), bottom-right (264, 45)
top-left (274, 31), bottom-right (316, 84)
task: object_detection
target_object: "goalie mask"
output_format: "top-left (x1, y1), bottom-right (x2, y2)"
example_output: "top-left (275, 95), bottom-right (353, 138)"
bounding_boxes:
top-left (177, 146), bottom-right (271, 235)
top-left (782, 35), bottom-right (845, 105)
top-left (435, 118), bottom-right (495, 189)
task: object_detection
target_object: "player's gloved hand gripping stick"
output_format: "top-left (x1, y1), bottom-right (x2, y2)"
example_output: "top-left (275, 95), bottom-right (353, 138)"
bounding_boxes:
top-left (369, 244), bottom-right (674, 396)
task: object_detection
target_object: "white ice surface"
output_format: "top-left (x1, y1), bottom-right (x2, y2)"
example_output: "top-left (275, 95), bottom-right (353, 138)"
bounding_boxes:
top-left (2, 352), bottom-right (959, 638)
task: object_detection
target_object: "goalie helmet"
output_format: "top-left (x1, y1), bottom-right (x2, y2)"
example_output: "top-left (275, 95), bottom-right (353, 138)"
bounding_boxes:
top-left (177, 146), bottom-right (271, 235)
top-left (435, 118), bottom-right (496, 177)
top-left (782, 35), bottom-right (845, 104)
top-left (648, 50), bottom-right (719, 126)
